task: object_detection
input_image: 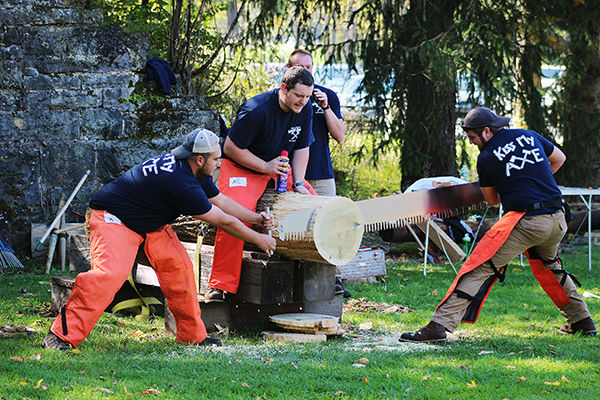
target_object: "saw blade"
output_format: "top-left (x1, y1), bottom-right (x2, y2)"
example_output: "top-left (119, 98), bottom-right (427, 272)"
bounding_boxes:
top-left (356, 182), bottom-right (485, 232)
top-left (273, 208), bottom-right (317, 241)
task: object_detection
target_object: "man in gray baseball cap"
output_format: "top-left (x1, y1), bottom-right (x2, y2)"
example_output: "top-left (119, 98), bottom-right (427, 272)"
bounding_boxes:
top-left (172, 128), bottom-right (221, 159)
top-left (42, 128), bottom-right (276, 351)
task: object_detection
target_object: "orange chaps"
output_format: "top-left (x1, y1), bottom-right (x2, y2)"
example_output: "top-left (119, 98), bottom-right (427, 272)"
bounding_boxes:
top-left (209, 159), bottom-right (316, 293)
top-left (50, 209), bottom-right (207, 347)
top-left (437, 211), bottom-right (572, 324)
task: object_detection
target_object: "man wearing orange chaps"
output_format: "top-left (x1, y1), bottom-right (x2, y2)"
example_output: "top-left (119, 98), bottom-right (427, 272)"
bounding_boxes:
top-left (209, 160), bottom-right (316, 294)
top-left (400, 107), bottom-right (596, 343)
top-left (50, 211), bottom-right (205, 347)
top-left (206, 66), bottom-right (317, 302)
top-left (42, 129), bottom-right (276, 350)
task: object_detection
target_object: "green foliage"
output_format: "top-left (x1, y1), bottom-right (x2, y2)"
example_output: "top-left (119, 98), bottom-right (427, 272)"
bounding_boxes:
top-left (90, 0), bottom-right (171, 58)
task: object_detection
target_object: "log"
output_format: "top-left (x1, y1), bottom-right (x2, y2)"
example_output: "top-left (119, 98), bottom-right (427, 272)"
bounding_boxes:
top-left (567, 210), bottom-right (600, 233)
top-left (256, 189), bottom-right (364, 265)
top-left (171, 188), bottom-right (364, 265)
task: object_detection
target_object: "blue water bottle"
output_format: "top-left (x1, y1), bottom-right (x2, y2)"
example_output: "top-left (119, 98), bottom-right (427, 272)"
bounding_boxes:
top-left (276, 150), bottom-right (289, 193)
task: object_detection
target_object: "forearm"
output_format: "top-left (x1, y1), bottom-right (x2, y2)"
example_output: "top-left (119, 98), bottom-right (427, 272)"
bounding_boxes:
top-left (212, 195), bottom-right (262, 225)
top-left (291, 147), bottom-right (309, 184)
top-left (218, 217), bottom-right (264, 244)
top-left (325, 111), bottom-right (346, 143)
top-left (223, 138), bottom-right (268, 173)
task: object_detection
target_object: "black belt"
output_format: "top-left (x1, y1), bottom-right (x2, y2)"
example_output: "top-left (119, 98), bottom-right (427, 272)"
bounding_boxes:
top-left (523, 198), bottom-right (563, 213)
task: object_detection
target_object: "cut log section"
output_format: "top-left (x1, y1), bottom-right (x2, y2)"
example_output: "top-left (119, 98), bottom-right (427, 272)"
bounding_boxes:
top-left (262, 331), bottom-right (327, 343)
top-left (269, 313), bottom-right (339, 330)
top-left (257, 190), bottom-right (364, 265)
top-left (278, 324), bottom-right (343, 336)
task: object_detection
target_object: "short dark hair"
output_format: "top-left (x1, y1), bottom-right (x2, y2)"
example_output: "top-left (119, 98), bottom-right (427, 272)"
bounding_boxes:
top-left (288, 49), bottom-right (313, 66)
top-left (282, 65), bottom-right (314, 90)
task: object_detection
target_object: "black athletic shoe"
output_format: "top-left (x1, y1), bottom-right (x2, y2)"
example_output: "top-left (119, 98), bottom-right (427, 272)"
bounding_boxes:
top-left (204, 287), bottom-right (225, 303)
top-left (197, 336), bottom-right (222, 346)
top-left (41, 330), bottom-right (71, 351)
top-left (559, 317), bottom-right (597, 336)
top-left (399, 321), bottom-right (447, 344)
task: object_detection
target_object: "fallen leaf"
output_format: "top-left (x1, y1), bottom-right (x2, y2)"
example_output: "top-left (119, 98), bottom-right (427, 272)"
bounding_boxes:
top-left (359, 376), bottom-right (369, 383)
top-left (561, 376), bottom-right (570, 382)
top-left (467, 380), bottom-right (477, 388)
top-left (437, 377), bottom-right (443, 381)
top-left (242, 383), bottom-right (249, 388)
top-left (358, 322), bottom-right (373, 331)
top-left (31, 353), bottom-right (41, 361)
top-left (140, 388), bottom-right (160, 395)
top-left (131, 330), bottom-right (144, 336)
top-left (358, 357), bottom-right (369, 364)
top-left (478, 350), bottom-right (494, 355)
top-left (422, 376), bottom-right (430, 381)
top-left (19, 381), bottom-right (28, 386)
top-left (517, 376), bottom-right (526, 381)
top-left (352, 363), bottom-right (366, 368)
top-left (431, 289), bottom-right (438, 296)
top-left (72, 349), bottom-right (81, 354)
top-left (386, 374), bottom-right (391, 379)
top-left (291, 362), bottom-right (298, 369)
top-left (34, 379), bottom-right (44, 389)
top-left (124, 385), bottom-right (131, 395)
top-left (506, 365), bottom-right (516, 369)
top-left (99, 387), bottom-right (114, 394)
top-left (10, 356), bottom-right (26, 362)
top-left (544, 381), bottom-right (560, 386)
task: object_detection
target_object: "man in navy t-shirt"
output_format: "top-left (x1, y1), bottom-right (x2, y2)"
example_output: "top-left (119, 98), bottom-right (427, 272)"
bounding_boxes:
top-left (207, 66), bottom-right (316, 302)
top-left (42, 129), bottom-right (276, 351)
top-left (287, 49), bottom-right (346, 197)
top-left (400, 107), bottom-right (595, 343)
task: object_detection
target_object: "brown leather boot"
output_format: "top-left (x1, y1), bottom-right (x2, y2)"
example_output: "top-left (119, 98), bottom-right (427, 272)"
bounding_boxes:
top-left (41, 330), bottom-right (71, 351)
top-left (399, 321), bottom-right (447, 343)
top-left (559, 317), bottom-right (597, 336)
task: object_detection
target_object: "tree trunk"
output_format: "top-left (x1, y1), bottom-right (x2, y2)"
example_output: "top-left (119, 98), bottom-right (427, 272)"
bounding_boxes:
top-left (557, 10), bottom-right (600, 187)
top-left (400, 0), bottom-right (459, 190)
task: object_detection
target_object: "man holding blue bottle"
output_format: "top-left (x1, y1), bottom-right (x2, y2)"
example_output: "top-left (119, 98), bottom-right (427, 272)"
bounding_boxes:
top-left (205, 66), bottom-right (317, 302)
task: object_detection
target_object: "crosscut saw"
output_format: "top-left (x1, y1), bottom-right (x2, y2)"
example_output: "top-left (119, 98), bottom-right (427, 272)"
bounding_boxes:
top-left (356, 182), bottom-right (485, 232)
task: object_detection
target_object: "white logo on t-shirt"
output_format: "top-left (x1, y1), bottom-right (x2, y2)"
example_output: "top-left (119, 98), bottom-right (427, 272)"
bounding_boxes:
top-left (229, 177), bottom-right (247, 187)
top-left (104, 213), bottom-right (122, 225)
top-left (288, 126), bottom-right (301, 142)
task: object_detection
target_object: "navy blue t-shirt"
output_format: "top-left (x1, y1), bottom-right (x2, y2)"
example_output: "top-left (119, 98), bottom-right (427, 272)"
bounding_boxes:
top-left (224, 89), bottom-right (314, 162)
top-left (305, 84), bottom-right (343, 180)
top-left (477, 128), bottom-right (562, 214)
top-left (90, 153), bottom-right (219, 233)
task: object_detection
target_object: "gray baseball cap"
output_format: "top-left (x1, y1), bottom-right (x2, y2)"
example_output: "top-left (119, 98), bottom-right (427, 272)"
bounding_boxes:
top-left (171, 128), bottom-right (220, 159)
top-left (461, 107), bottom-right (510, 130)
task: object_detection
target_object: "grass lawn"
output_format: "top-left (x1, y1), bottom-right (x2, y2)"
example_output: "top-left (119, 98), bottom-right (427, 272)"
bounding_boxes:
top-left (1, 246), bottom-right (599, 400)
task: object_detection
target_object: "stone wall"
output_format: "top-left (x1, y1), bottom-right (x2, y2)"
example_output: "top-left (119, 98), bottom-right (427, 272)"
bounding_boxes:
top-left (0, 0), bottom-right (219, 253)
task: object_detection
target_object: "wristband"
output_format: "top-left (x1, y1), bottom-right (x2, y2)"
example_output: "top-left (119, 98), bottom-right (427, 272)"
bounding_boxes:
top-left (292, 182), bottom-right (305, 189)
top-left (322, 105), bottom-right (330, 110)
